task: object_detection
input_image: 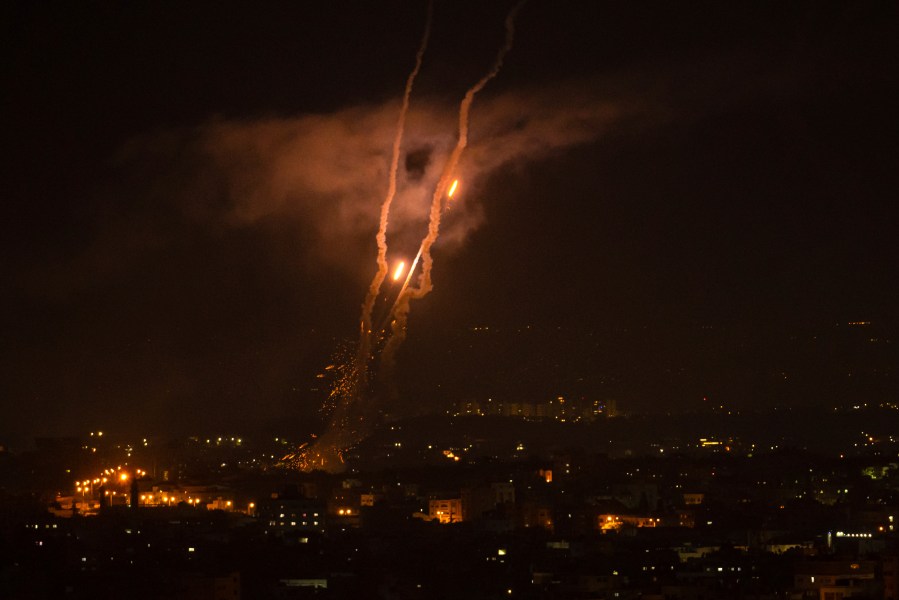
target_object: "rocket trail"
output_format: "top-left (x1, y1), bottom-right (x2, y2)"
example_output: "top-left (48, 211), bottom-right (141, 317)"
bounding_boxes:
top-left (378, 178), bottom-right (458, 333)
top-left (376, 177), bottom-right (457, 334)
top-left (358, 0), bottom-right (433, 362)
top-left (380, 1), bottom-right (525, 383)
top-left (374, 243), bottom-right (423, 335)
top-left (381, 178), bottom-right (454, 329)
top-left (415, 1), bottom-right (524, 299)
top-left (292, 2), bottom-right (433, 473)
top-left (293, 1), bottom-right (525, 473)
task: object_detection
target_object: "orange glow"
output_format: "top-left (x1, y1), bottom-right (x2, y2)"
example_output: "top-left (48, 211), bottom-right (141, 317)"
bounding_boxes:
top-left (393, 261), bottom-right (406, 281)
top-left (119, 473), bottom-right (128, 482)
top-left (447, 179), bottom-right (459, 198)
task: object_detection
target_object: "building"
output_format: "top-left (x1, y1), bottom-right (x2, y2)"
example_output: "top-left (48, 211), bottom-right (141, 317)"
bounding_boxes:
top-left (429, 497), bottom-right (463, 524)
top-left (256, 497), bottom-right (325, 537)
top-left (794, 560), bottom-right (878, 599)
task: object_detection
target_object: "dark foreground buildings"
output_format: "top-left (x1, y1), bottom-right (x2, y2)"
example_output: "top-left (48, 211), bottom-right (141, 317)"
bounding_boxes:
top-left (4, 411), bottom-right (899, 599)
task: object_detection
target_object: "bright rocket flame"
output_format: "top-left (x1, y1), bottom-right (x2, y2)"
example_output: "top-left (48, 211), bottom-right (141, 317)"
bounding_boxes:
top-left (447, 179), bottom-right (459, 198)
top-left (392, 261), bottom-right (406, 281)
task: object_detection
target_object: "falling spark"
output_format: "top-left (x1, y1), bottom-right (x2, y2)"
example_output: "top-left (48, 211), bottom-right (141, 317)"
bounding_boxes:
top-left (392, 261), bottom-right (406, 281)
top-left (294, 3), bottom-right (433, 473)
top-left (447, 179), bottom-right (459, 198)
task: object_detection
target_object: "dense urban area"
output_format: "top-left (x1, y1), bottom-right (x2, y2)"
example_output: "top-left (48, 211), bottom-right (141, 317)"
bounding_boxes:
top-left (6, 0), bottom-right (898, 598)
top-left (3, 402), bottom-right (899, 599)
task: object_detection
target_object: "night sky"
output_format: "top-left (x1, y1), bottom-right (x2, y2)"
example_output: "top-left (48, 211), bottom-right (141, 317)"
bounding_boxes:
top-left (3, 1), bottom-right (898, 447)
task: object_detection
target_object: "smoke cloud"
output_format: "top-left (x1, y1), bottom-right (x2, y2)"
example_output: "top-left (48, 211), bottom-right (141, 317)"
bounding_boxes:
top-left (101, 87), bottom-right (625, 289)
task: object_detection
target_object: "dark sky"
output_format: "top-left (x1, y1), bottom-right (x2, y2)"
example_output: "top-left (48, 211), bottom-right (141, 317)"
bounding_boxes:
top-left (3, 1), bottom-right (898, 446)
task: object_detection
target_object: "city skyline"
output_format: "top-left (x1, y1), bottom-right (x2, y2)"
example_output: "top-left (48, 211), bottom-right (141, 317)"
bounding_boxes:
top-left (3, 1), bottom-right (898, 444)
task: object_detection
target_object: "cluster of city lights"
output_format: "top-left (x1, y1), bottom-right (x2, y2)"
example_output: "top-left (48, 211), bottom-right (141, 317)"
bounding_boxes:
top-left (200, 436), bottom-right (243, 445)
top-left (74, 466), bottom-right (146, 495)
top-left (835, 531), bottom-right (874, 538)
top-left (135, 493), bottom-right (233, 508)
top-left (442, 449), bottom-right (461, 462)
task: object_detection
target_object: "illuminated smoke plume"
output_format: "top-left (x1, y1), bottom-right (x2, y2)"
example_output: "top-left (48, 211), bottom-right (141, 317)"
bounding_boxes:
top-left (380, 1), bottom-right (526, 385)
top-left (94, 3), bottom-right (634, 473)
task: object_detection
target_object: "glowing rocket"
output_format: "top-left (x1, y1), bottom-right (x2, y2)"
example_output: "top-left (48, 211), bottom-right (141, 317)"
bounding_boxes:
top-left (392, 261), bottom-right (406, 281)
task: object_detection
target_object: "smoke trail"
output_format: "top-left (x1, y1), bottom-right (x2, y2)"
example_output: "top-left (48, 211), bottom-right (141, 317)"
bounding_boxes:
top-left (358, 1), bottom-right (433, 360)
top-left (293, 3), bottom-right (433, 472)
top-left (294, 1), bottom-right (525, 471)
top-left (380, 1), bottom-right (526, 386)
top-left (415, 1), bottom-right (525, 298)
